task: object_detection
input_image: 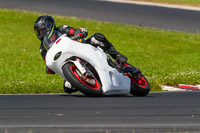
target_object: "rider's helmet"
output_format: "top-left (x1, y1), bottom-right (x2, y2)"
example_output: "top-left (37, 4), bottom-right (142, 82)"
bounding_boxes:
top-left (34, 15), bottom-right (56, 41)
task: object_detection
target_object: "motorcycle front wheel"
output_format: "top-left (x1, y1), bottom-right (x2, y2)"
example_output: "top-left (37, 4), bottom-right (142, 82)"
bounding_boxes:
top-left (62, 62), bottom-right (103, 97)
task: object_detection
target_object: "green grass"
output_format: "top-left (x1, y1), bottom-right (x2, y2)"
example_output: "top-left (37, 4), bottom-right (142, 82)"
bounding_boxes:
top-left (0, 8), bottom-right (200, 94)
top-left (132, 0), bottom-right (200, 6)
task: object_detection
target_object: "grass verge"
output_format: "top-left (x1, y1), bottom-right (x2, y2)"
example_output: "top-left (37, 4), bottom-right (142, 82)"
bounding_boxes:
top-left (0, 8), bottom-right (200, 93)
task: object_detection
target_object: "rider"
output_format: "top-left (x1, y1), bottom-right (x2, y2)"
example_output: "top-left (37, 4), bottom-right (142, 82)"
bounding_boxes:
top-left (34, 15), bottom-right (128, 93)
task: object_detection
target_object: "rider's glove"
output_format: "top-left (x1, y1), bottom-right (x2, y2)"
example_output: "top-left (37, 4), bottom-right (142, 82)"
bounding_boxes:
top-left (79, 28), bottom-right (88, 38)
top-left (71, 34), bottom-right (82, 41)
top-left (80, 28), bottom-right (87, 33)
top-left (116, 54), bottom-right (128, 64)
top-left (46, 66), bottom-right (55, 74)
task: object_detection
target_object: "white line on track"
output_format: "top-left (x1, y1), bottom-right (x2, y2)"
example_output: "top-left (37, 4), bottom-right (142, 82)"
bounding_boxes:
top-left (97, 0), bottom-right (200, 11)
top-left (0, 123), bottom-right (200, 128)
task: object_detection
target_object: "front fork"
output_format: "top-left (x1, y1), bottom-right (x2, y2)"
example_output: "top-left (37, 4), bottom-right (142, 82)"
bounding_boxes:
top-left (65, 58), bottom-right (95, 85)
top-left (66, 58), bottom-right (86, 74)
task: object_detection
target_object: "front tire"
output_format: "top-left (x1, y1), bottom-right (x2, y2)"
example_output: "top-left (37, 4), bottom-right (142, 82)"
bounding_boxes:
top-left (62, 62), bottom-right (103, 97)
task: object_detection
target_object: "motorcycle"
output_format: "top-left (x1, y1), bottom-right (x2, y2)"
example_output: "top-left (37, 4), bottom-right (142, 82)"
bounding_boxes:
top-left (45, 30), bottom-right (150, 97)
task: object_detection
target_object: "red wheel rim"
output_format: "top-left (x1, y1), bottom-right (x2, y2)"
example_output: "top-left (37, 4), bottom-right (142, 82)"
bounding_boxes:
top-left (70, 64), bottom-right (100, 90)
top-left (125, 73), bottom-right (147, 88)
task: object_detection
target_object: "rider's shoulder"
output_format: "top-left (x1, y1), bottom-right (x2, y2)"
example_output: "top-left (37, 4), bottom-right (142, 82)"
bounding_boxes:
top-left (56, 25), bottom-right (71, 33)
top-left (57, 25), bottom-right (69, 29)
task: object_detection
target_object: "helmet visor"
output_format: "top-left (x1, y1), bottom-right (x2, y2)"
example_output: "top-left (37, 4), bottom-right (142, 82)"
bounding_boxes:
top-left (34, 27), bottom-right (47, 38)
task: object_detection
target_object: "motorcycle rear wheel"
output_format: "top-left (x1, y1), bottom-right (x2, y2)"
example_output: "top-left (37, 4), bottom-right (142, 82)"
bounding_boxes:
top-left (129, 73), bottom-right (150, 96)
top-left (62, 62), bottom-right (103, 97)
top-left (123, 63), bottom-right (150, 96)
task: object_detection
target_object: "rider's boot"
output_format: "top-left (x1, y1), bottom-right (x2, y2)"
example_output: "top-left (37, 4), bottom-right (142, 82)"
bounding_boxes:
top-left (63, 80), bottom-right (78, 94)
top-left (106, 47), bottom-right (128, 65)
top-left (116, 53), bottom-right (128, 64)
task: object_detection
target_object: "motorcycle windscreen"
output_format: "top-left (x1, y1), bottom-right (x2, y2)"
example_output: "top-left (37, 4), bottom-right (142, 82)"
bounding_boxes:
top-left (43, 30), bottom-right (62, 50)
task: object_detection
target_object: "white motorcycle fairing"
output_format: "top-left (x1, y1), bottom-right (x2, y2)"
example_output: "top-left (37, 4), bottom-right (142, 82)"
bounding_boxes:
top-left (45, 35), bottom-right (131, 95)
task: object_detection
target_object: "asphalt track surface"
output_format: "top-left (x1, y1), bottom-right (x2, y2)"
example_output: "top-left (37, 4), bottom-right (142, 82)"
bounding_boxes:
top-left (0, 0), bottom-right (200, 33)
top-left (1, 0), bottom-right (200, 132)
top-left (0, 92), bottom-right (200, 133)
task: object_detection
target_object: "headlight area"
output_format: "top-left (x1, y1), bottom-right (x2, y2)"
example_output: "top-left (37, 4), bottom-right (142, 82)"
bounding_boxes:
top-left (54, 51), bottom-right (62, 61)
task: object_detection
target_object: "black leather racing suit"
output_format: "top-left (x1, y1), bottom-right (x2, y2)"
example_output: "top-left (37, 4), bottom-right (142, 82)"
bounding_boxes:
top-left (39, 25), bottom-right (88, 62)
top-left (39, 25), bottom-right (127, 74)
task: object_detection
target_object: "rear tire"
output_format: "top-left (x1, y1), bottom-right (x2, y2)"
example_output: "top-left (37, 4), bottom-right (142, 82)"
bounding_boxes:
top-left (129, 73), bottom-right (150, 96)
top-left (123, 63), bottom-right (150, 96)
top-left (62, 62), bottom-right (103, 97)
